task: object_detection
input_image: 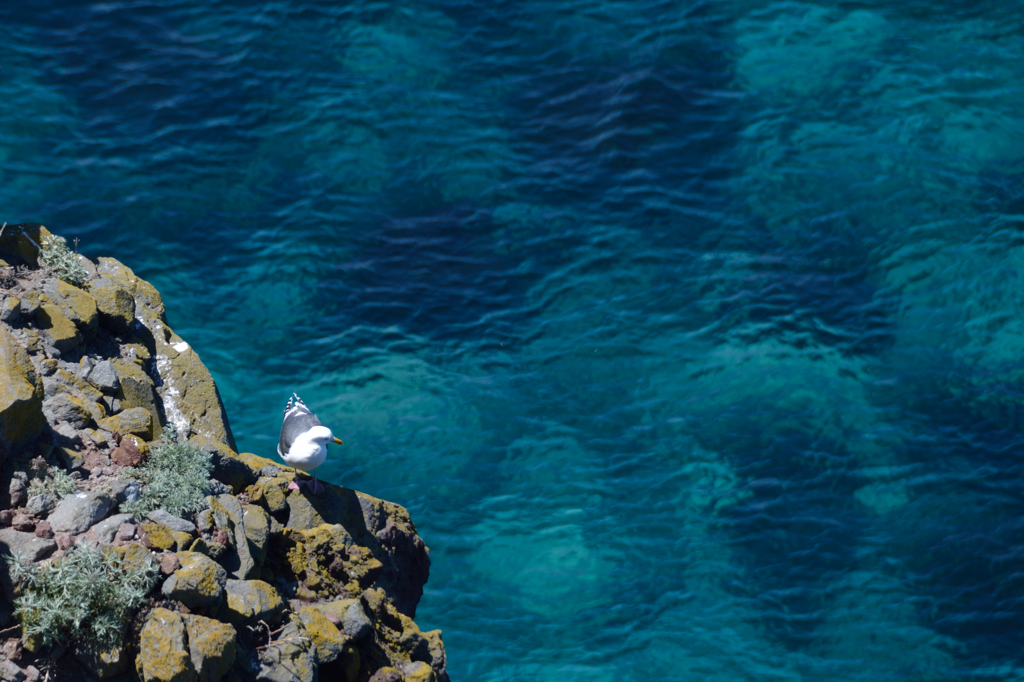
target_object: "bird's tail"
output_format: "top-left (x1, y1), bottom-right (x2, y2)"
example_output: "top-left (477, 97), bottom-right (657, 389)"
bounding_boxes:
top-left (285, 392), bottom-right (306, 413)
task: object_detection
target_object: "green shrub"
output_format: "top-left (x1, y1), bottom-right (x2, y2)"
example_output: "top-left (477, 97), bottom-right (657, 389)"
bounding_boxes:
top-left (28, 466), bottom-right (78, 500)
top-left (6, 542), bottom-right (158, 650)
top-left (122, 426), bottom-right (212, 517)
top-left (39, 233), bottom-right (87, 286)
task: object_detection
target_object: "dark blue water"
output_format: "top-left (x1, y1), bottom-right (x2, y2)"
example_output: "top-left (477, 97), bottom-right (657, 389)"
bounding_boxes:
top-left (5, 1), bottom-right (1024, 679)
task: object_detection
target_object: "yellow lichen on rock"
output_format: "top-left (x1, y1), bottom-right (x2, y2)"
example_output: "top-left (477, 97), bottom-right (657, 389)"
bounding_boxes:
top-left (44, 278), bottom-right (99, 339)
top-left (139, 522), bottom-right (177, 551)
top-left (111, 359), bottom-right (162, 428)
top-left (35, 302), bottom-right (81, 354)
top-left (281, 523), bottom-right (380, 600)
top-left (99, 406), bottom-right (155, 440)
top-left (136, 608), bottom-right (196, 682)
top-left (86, 276), bottom-right (136, 334)
top-left (162, 551), bottom-right (227, 611)
top-left (297, 606), bottom-right (346, 664)
top-left (183, 614), bottom-right (236, 682)
top-left (0, 325), bottom-right (45, 454)
top-left (402, 662), bottom-right (437, 682)
top-left (223, 579), bottom-right (285, 626)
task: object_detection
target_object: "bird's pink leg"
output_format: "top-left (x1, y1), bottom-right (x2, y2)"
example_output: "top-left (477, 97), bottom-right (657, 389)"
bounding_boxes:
top-left (309, 470), bottom-right (325, 495)
top-left (289, 479), bottom-right (304, 491)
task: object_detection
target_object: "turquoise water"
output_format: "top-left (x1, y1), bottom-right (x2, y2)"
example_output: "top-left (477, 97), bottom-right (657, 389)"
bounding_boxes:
top-left (5, 1), bottom-right (1024, 679)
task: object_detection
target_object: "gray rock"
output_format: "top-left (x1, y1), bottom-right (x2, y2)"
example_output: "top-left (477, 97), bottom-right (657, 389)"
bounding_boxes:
top-left (18, 291), bottom-right (40, 318)
top-left (161, 552), bottom-right (227, 611)
top-left (77, 356), bottom-right (95, 380)
top-left (260, 465), bottom-right (282, 478)
top-left (224, 579), bottom-right (285, 626)
top-left (89, 513), bottom-right (136, 544)
top-left (0, 528), bottom-right (57, 562)
top-left (86, 360), bottom-right (119, 393)
top-left (343, 601), bottom-right (373, 641)
top-left (47, 492), bottom-right (114, 535)
top-left (256, 620), bottom-right (315, 682)
top-left (0, 658), bottom-right (27, 682)
top-left (207, 479), bottom-right (231, 496)
top-left (147, 509), bottom-right (196, 534)
top-left (42, 393), bottom-right (93, 429)
top-left (106, 479), bottom-right (141, 504)
top-left (25, 494), bottom-right (56, 517)
top-left (208, 494), bottom-right (259, 579)
top-left (7, 477), bottom-right (26, 509)
top-left (0, 297), bottom-right (21, 325)
top-left (101, 396), bottom-right (121, 414)
top-left (196, 509), bottom-right (214, 534)
top-left (51, 421), bottom-right (83, 450)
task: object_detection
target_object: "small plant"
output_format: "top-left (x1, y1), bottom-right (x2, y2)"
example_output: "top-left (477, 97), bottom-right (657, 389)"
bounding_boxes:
top-left (122, 425), bottom-right (212, 517)
top-left (6, 542), bottom-right (158, 650)
top-left (28, 465), bottom-right (78, 501)
top-left (39, 233), bottom-right (87, 286)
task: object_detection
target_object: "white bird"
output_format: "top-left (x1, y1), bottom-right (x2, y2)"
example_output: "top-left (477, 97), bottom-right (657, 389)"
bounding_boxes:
top-left (277, 393), bottom-right (343, 494)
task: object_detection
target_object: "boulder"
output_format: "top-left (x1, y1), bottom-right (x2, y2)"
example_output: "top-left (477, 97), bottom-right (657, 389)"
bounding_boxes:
top-left (35, 303), bottom-right (82, 355)
top-left (182, 614), bottom-right (236, 682)
top-left (368, 669), bottom-right (403, 682)
top-left (44, 368), bottom-right (104, 404)
top-left (147, 509), bottom-right (196, 534)
top-left (42, 393), bottom-right (95, 429)
top-left (160, 552), bottom-right (227, 611)
top-left (25, 493), bottom-right (56, 517)
top-left (207, 494), bottom-right (262, 579)
top-left (281, 524), bottom-right (379, 601)
top-left (136, 608), bottom-right (196, 682)
top-left (43, 279), bottom-right (98, 340)
top-left (86, 278), bottom-right (135, 335)
top-left (223, 579), bottom-right (285, 626)
top-left (398, 661), bottom-right (437, 682)
top-left (0, 297), bottom-right (20, 324)
top-left (343, 600), bottom-right (373, 641)
top-left (87, 512), bottom-right (136, 544)
top-left (242, 503), bottom-right (270, 569)
top-left (110, 359), bottom-right (161, 428)
top-left (99, 406), bottom-right (154, 441)
top-left (0, 326), bottom-right (44, 456)
top-left (256, 619), bottom-right (316, 682)
top-left (86, 359), bottom-right (120, 393)
top-left (0, 528), bottom-right (57, 563)
top-left (297, 606), bottom-right (345, 663)
top-left (47, 492), bottom-right (114, 535)
top-left (139, 522), bottom-right (178, 551)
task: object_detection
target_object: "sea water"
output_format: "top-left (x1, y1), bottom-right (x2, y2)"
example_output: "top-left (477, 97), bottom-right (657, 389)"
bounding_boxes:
top-left (3, 1), bottom-right (1024, 679)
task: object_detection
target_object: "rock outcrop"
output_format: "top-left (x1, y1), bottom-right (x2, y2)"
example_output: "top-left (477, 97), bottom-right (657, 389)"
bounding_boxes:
top-left (0, 224), bottom-right (449, 682)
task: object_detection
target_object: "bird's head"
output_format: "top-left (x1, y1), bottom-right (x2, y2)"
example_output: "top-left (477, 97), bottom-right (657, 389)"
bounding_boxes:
top-left (308, 425), bottom-right (344, 446)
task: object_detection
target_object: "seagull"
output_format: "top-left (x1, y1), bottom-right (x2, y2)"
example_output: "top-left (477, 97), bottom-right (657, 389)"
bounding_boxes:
top-left (277, 393), bottom-right (343, 495)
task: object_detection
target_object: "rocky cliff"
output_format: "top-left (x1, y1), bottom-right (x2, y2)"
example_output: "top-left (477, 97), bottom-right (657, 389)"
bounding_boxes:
top-left (0, 224), bottom-right (449, 682)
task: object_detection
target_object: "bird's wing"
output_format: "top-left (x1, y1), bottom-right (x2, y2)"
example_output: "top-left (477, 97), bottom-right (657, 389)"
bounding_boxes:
top-left (278, 398), bottom-right (322, 456)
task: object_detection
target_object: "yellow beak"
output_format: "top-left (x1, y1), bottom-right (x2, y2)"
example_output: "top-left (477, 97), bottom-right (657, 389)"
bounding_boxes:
top-left (332, 437), bottom-right (344, 445)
